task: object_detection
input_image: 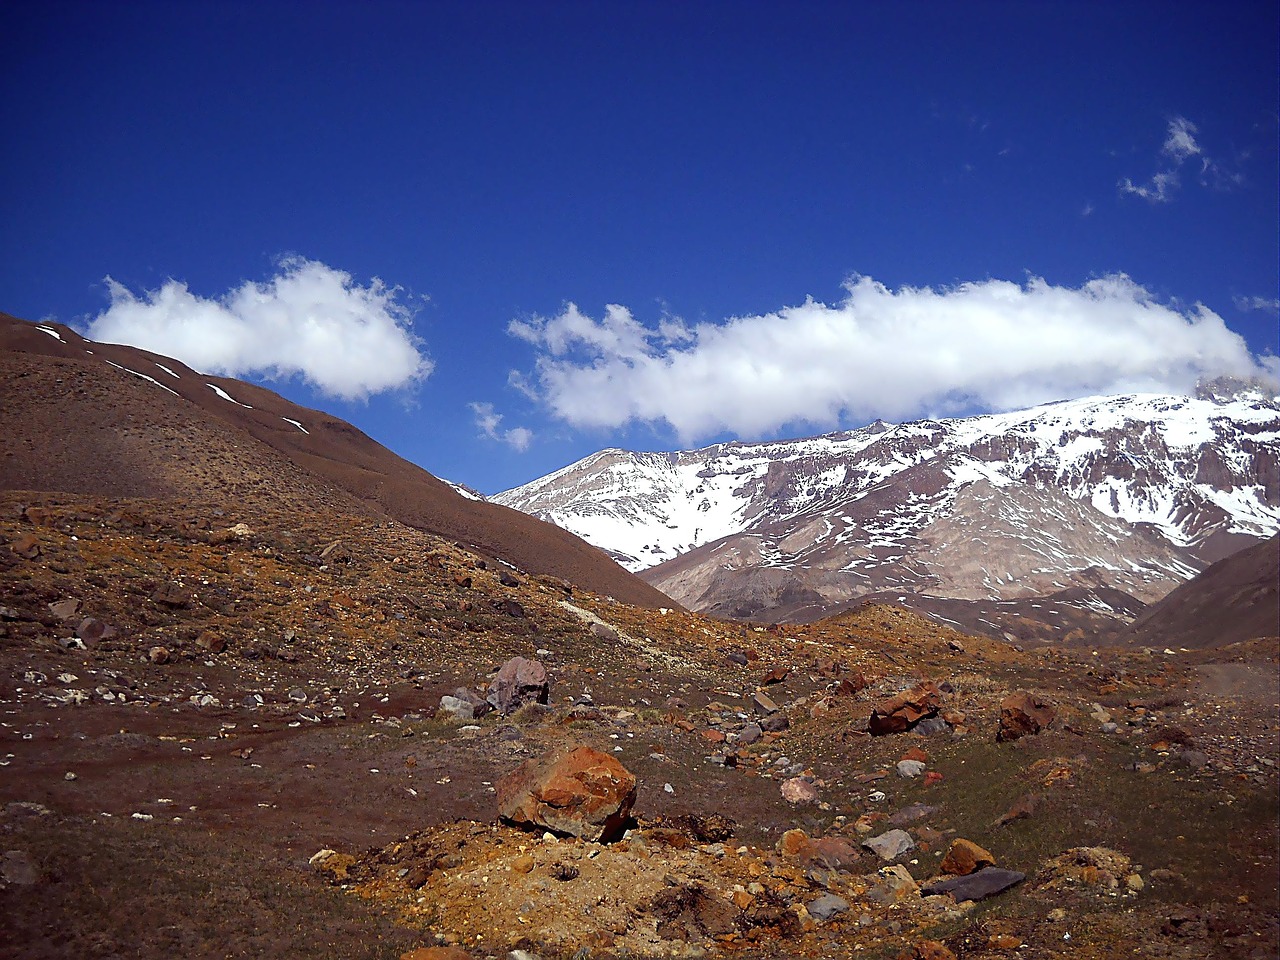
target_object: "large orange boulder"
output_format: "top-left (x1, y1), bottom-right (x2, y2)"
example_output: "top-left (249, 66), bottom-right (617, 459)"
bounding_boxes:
top-left (869, 681), bottom-right (941, 735)
top-left (497, 745), bottom-right (637, 841)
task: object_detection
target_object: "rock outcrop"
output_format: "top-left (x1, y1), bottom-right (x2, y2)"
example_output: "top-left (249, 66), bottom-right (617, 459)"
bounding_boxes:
top-left (497, 745), bottom-right (637, 842)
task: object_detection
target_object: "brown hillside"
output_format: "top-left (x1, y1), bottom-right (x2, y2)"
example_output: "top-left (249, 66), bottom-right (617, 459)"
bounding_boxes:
top-left (0, 312), bottom-right (673, 609)
top-left (1114, 533), bottom-right (1279, 649)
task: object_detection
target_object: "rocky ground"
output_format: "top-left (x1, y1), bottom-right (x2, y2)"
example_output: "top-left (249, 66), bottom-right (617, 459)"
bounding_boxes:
top-left (1, 492), bottom-right (1277, 959)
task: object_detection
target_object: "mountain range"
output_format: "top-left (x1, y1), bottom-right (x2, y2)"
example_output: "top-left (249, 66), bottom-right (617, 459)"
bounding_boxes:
top-left (495, 387), bottom-right (1279, 637)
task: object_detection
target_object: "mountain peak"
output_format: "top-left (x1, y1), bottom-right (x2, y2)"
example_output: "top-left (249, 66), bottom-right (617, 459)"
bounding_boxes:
top-left (495, 391), bottom-right (1279, 628)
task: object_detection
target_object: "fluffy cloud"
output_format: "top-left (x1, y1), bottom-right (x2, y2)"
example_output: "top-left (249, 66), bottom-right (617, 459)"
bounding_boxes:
top-left (85, 257), bottom-right (431, 401)
top-left (509, 274), bottom-right (1273, 442)
top-left (469, 402), bottom-right (533, 452)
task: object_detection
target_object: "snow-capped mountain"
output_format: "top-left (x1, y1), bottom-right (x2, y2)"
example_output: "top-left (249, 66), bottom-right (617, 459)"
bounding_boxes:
top-left (494, 387), bottom-right (1279, 623)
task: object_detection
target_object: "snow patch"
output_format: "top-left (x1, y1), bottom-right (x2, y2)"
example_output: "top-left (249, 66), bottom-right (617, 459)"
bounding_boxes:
top-left (103, 360), bottom-right (180, 396)
top-left (207, 384), bottom-right (252, 408)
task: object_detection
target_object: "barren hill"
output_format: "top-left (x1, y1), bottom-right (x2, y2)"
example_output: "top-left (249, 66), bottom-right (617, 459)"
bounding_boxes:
top-left (0, 312), bottom-right (672, 609)
top-left (1115, 533), bottom-right (1280, 649)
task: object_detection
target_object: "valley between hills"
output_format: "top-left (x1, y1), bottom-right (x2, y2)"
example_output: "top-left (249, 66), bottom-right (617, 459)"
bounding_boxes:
top-left (1, 311), bottom-right (1277, 960)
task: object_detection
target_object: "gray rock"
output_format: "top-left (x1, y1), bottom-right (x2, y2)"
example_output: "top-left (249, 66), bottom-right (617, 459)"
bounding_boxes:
top-left (806, 893), bottom-right (849, 920)
top-left (453, 686), bottom-right (493, 717)
top-left (750, 691), bottom-right (779, 715)
top-left (1, 850), bottom-right (39, 886)
top-left (76, 617), bottom-right (118, 646)
top-left (590, 622), bottom-right (619, 641)
top-left (889, 803), bottom-right (937, 826)
top-left (737, 722), bottom-right (763, 745)
top-left (48, 598), bottom-right (80, 620)
top-left (761, 712), bottom-right (790, 733)
top-left (438, 695), bottom-right (475, 720)
top-left (865, 864), bottom-right (919, 903)
top-left (922, 866), bottom-right (1025, 902)
top-left (863, 828), bottom-right (915, 861)
top-left (488, 657), bottom-right (550, 715)
top-left (1173, 748), bottom-right (1209, 770)
top-left (896, 759), bottom-right (926, 778)
top-left (914, 716), bottom-right (950, 736)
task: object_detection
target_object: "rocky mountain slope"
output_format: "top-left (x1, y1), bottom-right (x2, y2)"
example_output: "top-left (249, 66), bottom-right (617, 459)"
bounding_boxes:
top-left (0, 312), bottom-right (672, 610)
top-left (495, 390), bottom-right (1280, 626)
top-left (2, 489), bottom-right (1276, 960)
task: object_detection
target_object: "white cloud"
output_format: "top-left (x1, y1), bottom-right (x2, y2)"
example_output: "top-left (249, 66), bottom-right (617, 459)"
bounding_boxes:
top-left (84, 257), bottom-right (431, 401)
top-left (1233, 295), bottom-right (1280, 315)
top-left (1119, 169), bottom-right (1180, 203)
top-left (1161, 116), bottom-right (1201, 162)
top-left (1119, 115), bottom-right (1240, 204)
top-left (469, 402), bottom-right (533, 452)
top-left (509, 274), bottom-right (1274, 442)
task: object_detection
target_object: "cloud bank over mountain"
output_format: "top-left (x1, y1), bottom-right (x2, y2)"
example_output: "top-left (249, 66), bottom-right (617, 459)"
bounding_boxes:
top-left (85, 257), bottom-right (431, 401)
top-left (509, 274), bottom-right (1274, 442)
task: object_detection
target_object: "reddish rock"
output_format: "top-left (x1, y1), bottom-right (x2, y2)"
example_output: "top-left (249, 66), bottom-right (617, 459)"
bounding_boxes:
top-left (23, 506), bottom-right (54, 526)
top-left (869, 681), bottom-right (941, 735)
top-left (778, 828), bottom-right (811, 857)
top-left (901, 746), bottom-right (929, 763)
top-left (761, 666), bottom-right (790, 685)
top-left (196, 631), bottom-right (227, 654)
top-left (997, 692), bottom-right (1056, 742)
top-left (912, 942), bottom-right (958, 960)
top-left (11, 534), bottom-right (40, 560)
top-left (997, 792), bottom-right (1040, 825)
top-left (808, 836), bottom-right (861, 870)
top-left (148, 646), bottom-right (170, 664)
top-left (700, 729), bottom-right (726, 744)
top-left (497, 745), bottom-right (636, 841)
top-left (150, 582), bottom-right (192, 608)
top-left (836, 672), bottom-right (869, 696)
top-left (487, 656), bottom-right (549, 715)
top-left (400, 949), bottom-right (474, 960)
top-left (940, 838), bottom-right (996, 875)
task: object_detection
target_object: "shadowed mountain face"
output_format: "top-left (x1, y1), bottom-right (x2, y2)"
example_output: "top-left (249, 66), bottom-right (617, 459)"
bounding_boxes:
top-left (1113, 534), bottom-right (1279, 649)
top-left (0, 312), bottom-right (674, 609)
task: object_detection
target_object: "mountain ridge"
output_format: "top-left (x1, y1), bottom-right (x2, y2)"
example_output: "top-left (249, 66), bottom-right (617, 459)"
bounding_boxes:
top-left (495, 388), bottom-right (1279, 628)
top-left (0, 312), bottom-right (674, 610)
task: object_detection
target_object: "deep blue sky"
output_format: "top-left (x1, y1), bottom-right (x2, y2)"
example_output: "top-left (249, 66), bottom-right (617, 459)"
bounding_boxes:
top-left (3, 1), bottom-right (1277, 493)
